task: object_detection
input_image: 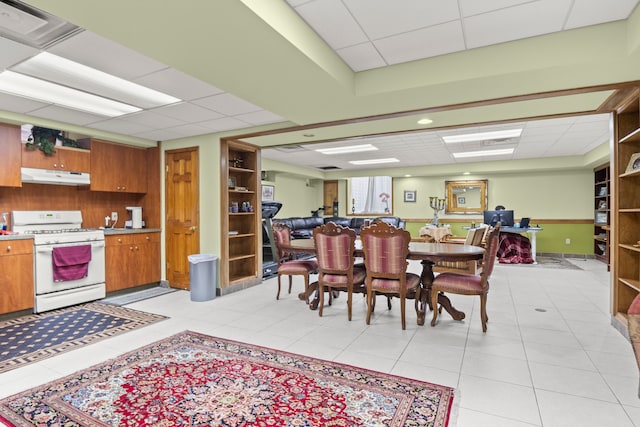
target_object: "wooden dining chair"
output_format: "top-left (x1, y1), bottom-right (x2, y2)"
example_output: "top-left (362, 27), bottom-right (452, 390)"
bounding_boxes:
top-left (430, 223), bottom-right (501, 332)
top-left (313, 221), bottom-right (366, 320)
top-left (433, 227), bottom-right (483, 275)
top-left (272, 223), bottom-right (318, 303)
top-left (360, 221), bottom-right (421, 330)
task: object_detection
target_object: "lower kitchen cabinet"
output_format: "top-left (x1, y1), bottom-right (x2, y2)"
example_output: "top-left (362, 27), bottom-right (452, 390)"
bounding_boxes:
top-left (0, 239), bottom-right (34, 314)
top-left (105, 232), bottom-right (160, 292)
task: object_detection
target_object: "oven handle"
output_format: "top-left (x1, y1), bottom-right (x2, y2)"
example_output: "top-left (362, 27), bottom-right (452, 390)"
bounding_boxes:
top-left (36, 242), bottom-right (105, 254)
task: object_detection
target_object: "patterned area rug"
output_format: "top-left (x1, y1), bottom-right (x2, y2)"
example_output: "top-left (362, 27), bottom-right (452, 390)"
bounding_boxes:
top-left (0, 331), bottom-right (454, 427)
top-left (0, 302), bottom-right (167, 374)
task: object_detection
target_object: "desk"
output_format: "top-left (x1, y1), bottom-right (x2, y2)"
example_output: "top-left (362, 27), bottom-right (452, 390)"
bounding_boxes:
top-left (500, 227), bottom-right (542, 262)
top-left (284, 239), bottom-right (484, 325)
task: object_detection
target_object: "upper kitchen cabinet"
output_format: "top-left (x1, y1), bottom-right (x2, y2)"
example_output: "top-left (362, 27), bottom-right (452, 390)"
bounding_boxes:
top-left (22, 144), bottom-right (90, 173)
top-left (89, 139), bottom-right (148, 193)
top-left (0, 123), bottom-right (22, 187)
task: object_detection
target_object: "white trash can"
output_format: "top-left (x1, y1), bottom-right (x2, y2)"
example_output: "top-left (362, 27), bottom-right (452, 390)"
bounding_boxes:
top-left (188, 254), bottom-right (218, 301)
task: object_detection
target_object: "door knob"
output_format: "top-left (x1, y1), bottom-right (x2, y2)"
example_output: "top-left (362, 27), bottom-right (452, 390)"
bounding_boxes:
top-left (189, 226), bottom-right (197, 231)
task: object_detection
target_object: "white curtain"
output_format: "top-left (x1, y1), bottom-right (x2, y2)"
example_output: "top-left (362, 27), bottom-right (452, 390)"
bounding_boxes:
top-left (350, 176), bottom-right (392, 214)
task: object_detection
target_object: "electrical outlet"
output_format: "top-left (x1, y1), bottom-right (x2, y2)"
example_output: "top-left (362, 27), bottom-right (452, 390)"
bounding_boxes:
top-left (565, 238), bottom-right (571, 245)
top-left (111, 212), bottom-right (118, 222)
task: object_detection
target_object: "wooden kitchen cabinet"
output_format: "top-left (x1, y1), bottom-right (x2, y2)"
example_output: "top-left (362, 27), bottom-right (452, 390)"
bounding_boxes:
top-left (89, 139), bottom-right (148, 193)
top-left (0, 124), bottom-right (23, 187)
top-left (105, 232), bottom-right (160, 292)
top-left (22, 145), bottom-right (90, 173)
top-left (0, 239), bottom-right (34, 314)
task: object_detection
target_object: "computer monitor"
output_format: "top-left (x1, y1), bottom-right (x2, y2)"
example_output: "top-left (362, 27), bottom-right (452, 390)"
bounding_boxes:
top-left (483, 210), bottom-right (514, 227)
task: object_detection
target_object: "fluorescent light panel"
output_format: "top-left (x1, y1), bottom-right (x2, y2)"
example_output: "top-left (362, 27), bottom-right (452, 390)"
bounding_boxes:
top-left (0, 71), bottom-right (141, 117)
top-left (443, 129), bottom-right (522, 143)
top-left (453, 148), bottom-right (514, 158)
top-left (349, 158), bottom-right (399, 165)
top-left (12, 52), bottom-right (181, 109)
top-left (315, 144), bottom-right (378, 154)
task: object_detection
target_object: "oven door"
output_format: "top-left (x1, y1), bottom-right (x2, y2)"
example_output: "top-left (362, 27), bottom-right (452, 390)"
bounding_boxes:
top-left (35, 241), bottom-right (106, 294)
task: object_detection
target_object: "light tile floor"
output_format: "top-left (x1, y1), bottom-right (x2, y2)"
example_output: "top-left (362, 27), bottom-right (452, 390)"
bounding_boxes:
top-left (1, 258), bottom-right (639, 426)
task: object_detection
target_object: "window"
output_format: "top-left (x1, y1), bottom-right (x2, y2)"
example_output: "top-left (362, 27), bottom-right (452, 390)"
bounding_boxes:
top-left (348, 176), bottom-right (393, 215)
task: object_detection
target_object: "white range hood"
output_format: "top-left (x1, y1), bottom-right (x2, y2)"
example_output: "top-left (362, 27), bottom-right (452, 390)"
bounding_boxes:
top-left (21, 167), bottom-right (90, 186)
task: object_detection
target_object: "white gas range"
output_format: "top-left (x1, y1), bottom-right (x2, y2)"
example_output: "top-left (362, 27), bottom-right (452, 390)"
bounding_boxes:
top-left (12, 210), bottom-right (106, 313)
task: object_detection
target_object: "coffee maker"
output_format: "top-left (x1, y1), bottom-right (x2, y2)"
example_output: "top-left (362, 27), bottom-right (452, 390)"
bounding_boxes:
top-left (126, 206), bottom-right (143, 229)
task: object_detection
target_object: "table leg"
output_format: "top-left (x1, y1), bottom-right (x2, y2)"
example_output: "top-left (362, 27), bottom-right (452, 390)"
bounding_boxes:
top-left (530, 230), bottom-right (538, 263)
top-left (301, 283), bottom-right (340, 311)
top-left (418, 260), bottom-right (466, 326)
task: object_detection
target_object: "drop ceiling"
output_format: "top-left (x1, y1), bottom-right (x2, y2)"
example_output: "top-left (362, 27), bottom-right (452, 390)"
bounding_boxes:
top-left (0, 0), bottom-right (637, 171)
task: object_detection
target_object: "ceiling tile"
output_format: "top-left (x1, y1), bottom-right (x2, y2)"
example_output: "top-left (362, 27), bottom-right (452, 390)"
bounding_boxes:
top-left (337, 43), bottom-right (387, 71)
top-left (197, 116), bottom-right (253, 132)
top-left (293, 0), bottom-right (368, 49)
top-left (153, 102), bottom-right (224, 123)
top-left (463, 0), bottom-right (573, 50)
top-left (234, 110), bottom-right (285, 125)
top-left (0, 92), bottom-right (48, 113)
top-left (24, 105), bottom-right (106, 126)
top-left (47, 30), bottom-right (168, 80)
top-left (122, 110), bottom-right (186, 129)
top-left (565, 0), bottom-right (640, 29)
top-left (374, 21), bottom-right (465, 65)
top-left (343, 0), bottom-right (460, 40)
top-left (0, 36), bottom-right (37, 69)
top-left (192, 93), bottom-right (262, 116)
top-left (459, 0), bottom-right (536, 18)
top-left (133, 68), bottom-right (224, 101)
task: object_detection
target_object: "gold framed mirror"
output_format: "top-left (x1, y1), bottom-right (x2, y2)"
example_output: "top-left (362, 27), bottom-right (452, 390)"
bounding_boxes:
top-left (445, 179), bottom-right (488, 214)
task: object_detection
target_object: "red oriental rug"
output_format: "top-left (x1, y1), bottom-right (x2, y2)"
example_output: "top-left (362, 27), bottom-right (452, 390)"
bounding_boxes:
top-left (0, 331), bottom-right (455, 427)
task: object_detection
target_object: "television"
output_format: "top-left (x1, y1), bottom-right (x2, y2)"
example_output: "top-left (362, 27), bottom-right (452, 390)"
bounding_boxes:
top-left (483, 210), bottom-right (514, 227)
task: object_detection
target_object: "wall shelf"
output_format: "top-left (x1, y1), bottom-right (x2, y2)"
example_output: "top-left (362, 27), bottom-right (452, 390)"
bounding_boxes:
top-left (221, 139), bottom-right (262, 293)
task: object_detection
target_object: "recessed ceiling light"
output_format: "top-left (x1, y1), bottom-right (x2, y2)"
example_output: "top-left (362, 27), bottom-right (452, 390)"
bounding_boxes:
top-left (443, 129), bottom-right (522, 143)
top-left (316, 144), bottom-right (378, 155)
top-left (349, 158), bottom-right (399, 165)
top-left (12, 52), bottom-right (181, 109)
top-left (463, 172), bottom-right (471, 175)
top-left (417, 118), bottom-right (433, 125)
top-left (404, 174), bottom-right (412, 177)
top-left (0, 70), bottom-right (141, 117)
top-left (453, 148), bottom-right (514, 158)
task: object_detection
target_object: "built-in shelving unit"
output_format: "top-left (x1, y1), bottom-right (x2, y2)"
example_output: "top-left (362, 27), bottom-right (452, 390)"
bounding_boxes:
top-left (220, 139), bottom-right (261, 293)
top-left (613, 87), bottom-right (640, 333)
top-left (593, 163), bottom-right (610, 269)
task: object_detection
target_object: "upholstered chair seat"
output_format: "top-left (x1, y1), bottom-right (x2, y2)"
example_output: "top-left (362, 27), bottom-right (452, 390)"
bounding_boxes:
top-left (313, 222), bottom-right (366, 320)
top-left (273, 223), bottom-right (318, 303)
top-left (360, 221), bottom-right (420, 330)
top-left (431, 223), bottom-right (501, 332)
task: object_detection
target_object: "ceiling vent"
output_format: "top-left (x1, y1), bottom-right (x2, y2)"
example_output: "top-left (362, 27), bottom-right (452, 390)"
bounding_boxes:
top-left (275, 145), bottom-right (306, 152)
top-left (317, 165), bottom-right (341, 170)
top-left (0, 0), bottom-right (80, 48)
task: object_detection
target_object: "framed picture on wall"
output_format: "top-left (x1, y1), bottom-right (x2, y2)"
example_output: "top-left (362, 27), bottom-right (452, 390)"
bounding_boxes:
top-left (404, 190), bottom-right (416, 202)
top-left (262, 185), bottom-right (274, 201)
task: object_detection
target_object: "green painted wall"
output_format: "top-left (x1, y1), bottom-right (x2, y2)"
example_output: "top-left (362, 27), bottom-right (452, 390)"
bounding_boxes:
top-left (263, 160), bottom-right (601, 256)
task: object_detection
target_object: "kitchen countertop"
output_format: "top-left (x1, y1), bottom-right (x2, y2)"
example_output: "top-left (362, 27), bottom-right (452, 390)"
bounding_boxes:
top-left (102, 228), bottom-right (161, 235)
top-left (0, 234), bottom-right (34, 241)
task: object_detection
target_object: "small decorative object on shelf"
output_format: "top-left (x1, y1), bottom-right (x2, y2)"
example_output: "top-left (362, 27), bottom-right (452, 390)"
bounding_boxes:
top-left (230, 158), bottom-right (244, 168)
top-left (429, 196), bottom-right (446, 226)
top-left (625, 153), bottom-right (640, 173)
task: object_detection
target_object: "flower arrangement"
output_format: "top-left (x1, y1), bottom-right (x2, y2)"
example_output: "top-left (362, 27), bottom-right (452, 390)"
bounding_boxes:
top-left (379, 192), bottom-right (390, 213)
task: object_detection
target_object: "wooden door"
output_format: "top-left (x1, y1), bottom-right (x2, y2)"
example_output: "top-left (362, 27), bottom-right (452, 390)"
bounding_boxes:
top-left (323, 180), bottom-right (339, 216)
top-left (165, 147), bottom-right (199, 289)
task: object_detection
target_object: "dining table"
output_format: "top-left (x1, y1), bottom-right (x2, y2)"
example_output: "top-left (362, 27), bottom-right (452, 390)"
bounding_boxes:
top-left (282, 238), bottom-right (485, 326)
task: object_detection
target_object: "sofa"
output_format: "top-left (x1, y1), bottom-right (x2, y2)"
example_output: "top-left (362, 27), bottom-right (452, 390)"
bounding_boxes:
top-left (273, 215), bottom-right (405, 239)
